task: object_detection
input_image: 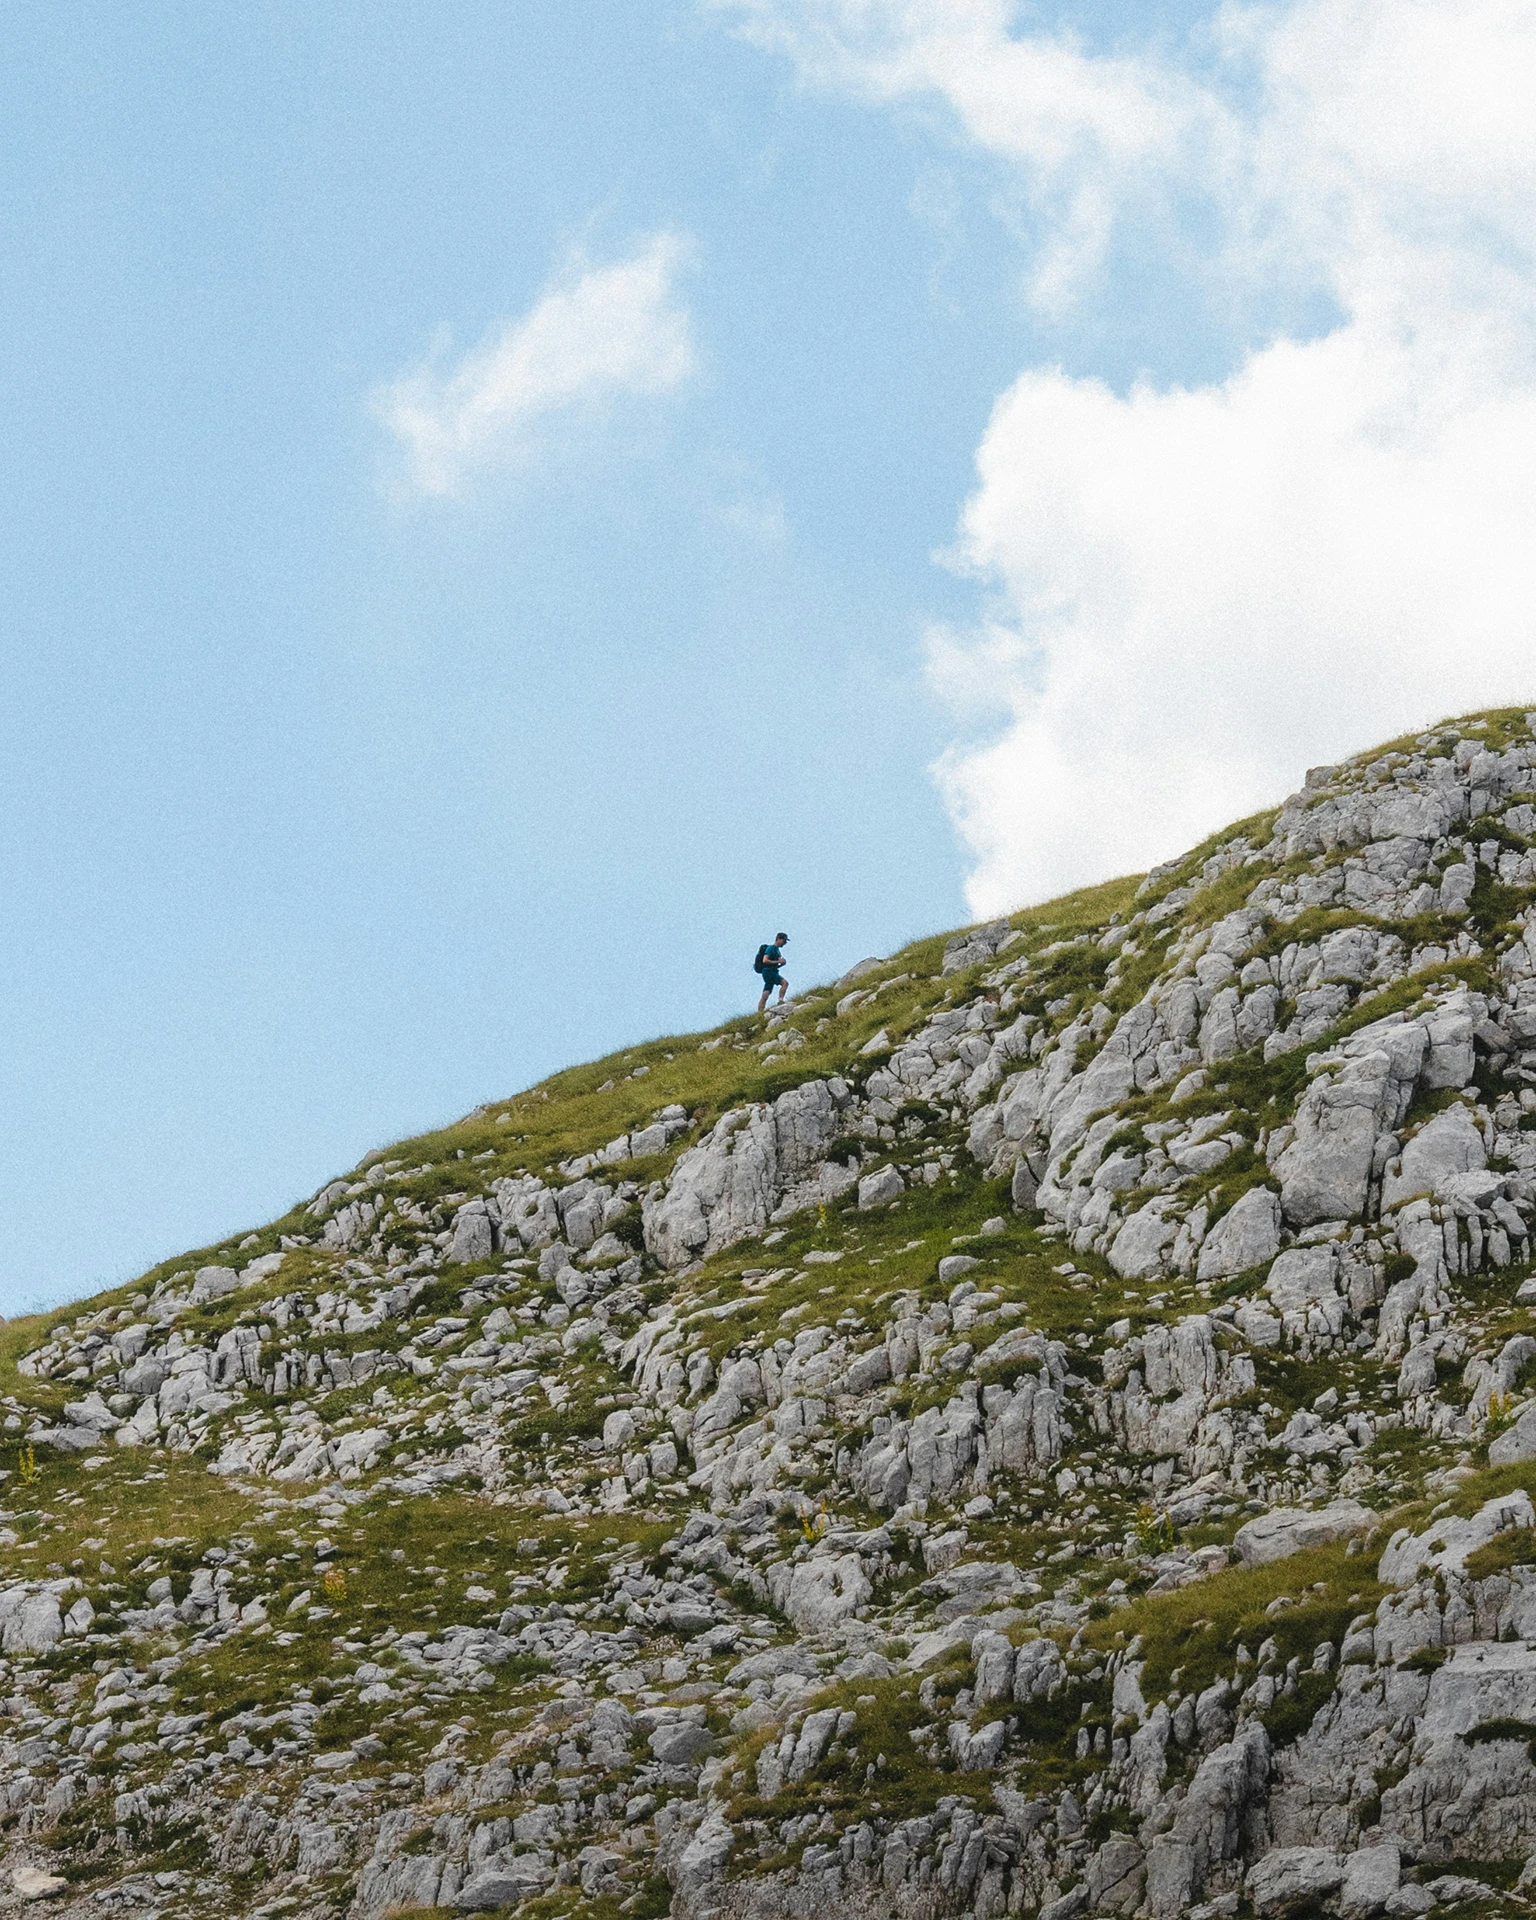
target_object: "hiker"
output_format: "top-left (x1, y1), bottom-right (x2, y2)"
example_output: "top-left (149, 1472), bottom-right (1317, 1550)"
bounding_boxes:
top-left (754, 932), bottom-right (789, 1013)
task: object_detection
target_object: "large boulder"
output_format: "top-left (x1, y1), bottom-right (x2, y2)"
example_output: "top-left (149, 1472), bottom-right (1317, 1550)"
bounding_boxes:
top-left (1142, 1725), bottom-right (1271, 1919)
top-left (1415, 1640), bottom-right (1536, 1742)
top-left (446, 1200), bottom-right (497, 1266)
top-left (1265, 1245), bottom-right (1341, 1318)
top-left (1276, 1026), bottom-right (1425, 1226)
top-left (1378, 1489), bottom-right (1534, 1586)
top-left (1233, 1500), bottom-right (1377, 1567)
top-left (452, 1856), bottom-right (553, 1910)
top-left (1490, 1402), bottom-right (1536, 1465)
top-left (1247, 1847), bottom-right (1346, 1915)
top-left (674, 1808), bottom-right (734, 1903)
top-left (10, 1869), bottom-right (67, 1900)
top-left (1196, 1187), bottom-right (1282, 1282)
top-left (927, 1559), bottom-right (1028, 1621)
top-left (1420, 997), bottom-right (1478, 1088)
top-left (1396, 1341), bottom-right (1440, 1400)
top-left (121, 1353), bottom-right (168, 1398)
top-left (767, 1552), bottom-right (871, 1636)
top-left (1339, 1843), bottom-right (1401, 1917)
top-left (329, 1427), bottom-right (391, 1477)
top-left (1373, 1643), bottom-right (1536, 1859)
top-left (1110, 1199), bottom-right (1181, 1280)
top-left (1381, 1101), bottom-right (1486, 1210)
top-left (643, 1078), bottom-right (855, 1266)
top-left (0, 1586), bottom-right (63, 1655)
top-left (1085, 1835), bottom-right (1146, 1914)
top-left (943, 920), bottom-right (1016, 974)
top-left (190, 1265), bottom-right (239, 1304)
top-left (858, 1166), bottom-right (905, 1209)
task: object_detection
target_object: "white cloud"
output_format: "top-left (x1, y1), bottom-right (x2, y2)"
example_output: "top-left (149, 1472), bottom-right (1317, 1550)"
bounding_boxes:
top-left (375, 232), bottom-right (695, 497)
top-left (933, 328), bottom-right (1536, 910)
top-left (716, 0), bottom-right (1212, 309)
top-left (717, 0), bottom-right (1536, 913)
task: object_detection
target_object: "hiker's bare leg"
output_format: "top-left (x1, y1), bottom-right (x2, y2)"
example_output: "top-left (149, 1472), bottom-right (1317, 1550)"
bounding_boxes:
top-left (757, 989), bottom-right (770, 1014)
top-left (776, 985), bottom-right (788, 1004)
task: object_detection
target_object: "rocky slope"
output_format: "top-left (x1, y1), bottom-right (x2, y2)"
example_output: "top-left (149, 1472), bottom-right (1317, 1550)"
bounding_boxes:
top-left (8, 710), bottom-right (1536, 1920)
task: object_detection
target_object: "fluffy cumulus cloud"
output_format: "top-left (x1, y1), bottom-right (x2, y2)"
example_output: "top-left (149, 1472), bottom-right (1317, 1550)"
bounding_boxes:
top-left (375, 232), bottom-right (695, 497)
top-left (720, 0), bottom-right (1536, 913)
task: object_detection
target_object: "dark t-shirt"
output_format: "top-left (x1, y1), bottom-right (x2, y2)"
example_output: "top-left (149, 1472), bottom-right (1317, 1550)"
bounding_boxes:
top-left (762, 944), bottom-right (783, 968)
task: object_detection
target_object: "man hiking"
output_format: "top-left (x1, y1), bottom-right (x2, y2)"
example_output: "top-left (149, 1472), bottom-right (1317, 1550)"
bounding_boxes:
top-left (754, 932), bottom-right (789, 1013)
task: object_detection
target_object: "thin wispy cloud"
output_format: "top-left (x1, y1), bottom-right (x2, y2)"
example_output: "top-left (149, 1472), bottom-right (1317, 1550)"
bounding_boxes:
top-left (374, 232), bottom-right (696, 498)
top-left (717, 1), bottom-right (1536, 913)
top-left (716, 0), bottom-right (1213, 312)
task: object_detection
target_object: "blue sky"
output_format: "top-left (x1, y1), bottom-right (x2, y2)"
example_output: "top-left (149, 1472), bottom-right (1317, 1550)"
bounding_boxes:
top-left (6, 1), bottom-right (1536, 1314)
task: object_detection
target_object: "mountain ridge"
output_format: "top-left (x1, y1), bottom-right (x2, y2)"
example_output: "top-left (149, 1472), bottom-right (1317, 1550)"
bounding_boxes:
top-left (5, 705), bottom-right (1536, 1920)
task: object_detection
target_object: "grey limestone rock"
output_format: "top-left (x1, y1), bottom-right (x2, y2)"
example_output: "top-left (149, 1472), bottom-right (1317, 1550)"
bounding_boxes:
top-left (1377, 1489), bottom-right (1535, 1585)
top-left (858, 1166), bottom-right (905, 1209)
top-left (1014, 1636), bottom-right (1067, 1700)
top-left (943, 919), bottom-right (1016, 974)
top-left (1381, 1102), bottom-right (1486, 1211)
top-left (674, 1807), bottom-right (734, 1902)
top-left (1420, 997), bottom-right (1479, 1089)
top-left (1197, 1186), bottom-right (1282, 1282)
top-left (190, 1265), bottom-right (239, 1304)
top-left (453, 1855), bottom-right (552, 1910)
top-left (970, 1628), bottom-right (1016, 1705)
top-left (1265, 1245), bottom-right (1344, 1327)
top-left (1339, 1843), bottom-right (1402, 1917)
top-left (11, 1868), bottom-right (68, 1900)
top-left (1362, 1641), bottom-right (1536, 1859)
top-left (1247, 1847), bottom-right (1346, 1915)
top-left (1277, 1027), bottom-right (1425, 1226)
top-left (1396, 1341), bottom-right (1439, 1400)
top-left (767, 1553), bottom-right (872, 1636)
top-left (1110, 1198), bottom-right (1181, 1279)
top-left (1233, 1500), bottom-right (1377, 1567)
top-left (649, 1719), bottom-right (713, 1766)
top-left (1440, 862), bottom-right (1476, 915)
top-left (1465, 1332), bottom-right (1536, 1417)
top-left (0, 1587), bottom-right (63, 1655)
top-left (644, 1077), bottom-right (855, 1266)
top-left (1143, 1725), bottom-right (1271, 1918)
top-left (835, 956), bottom-right (883, 988)
top-left (446, 1199), bottom-right (497, 1266)
top-left (1489, 1401), bottom-right (1536, 1465)
top-left (321, 1197), bottom-right (378, 1250)
top-left (490, 1173), bottom-right (562, 1249)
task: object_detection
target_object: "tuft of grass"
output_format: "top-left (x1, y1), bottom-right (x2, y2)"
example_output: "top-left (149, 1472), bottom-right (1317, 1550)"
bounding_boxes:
top-left (1465, 1527), bottom-right (1536, 1581)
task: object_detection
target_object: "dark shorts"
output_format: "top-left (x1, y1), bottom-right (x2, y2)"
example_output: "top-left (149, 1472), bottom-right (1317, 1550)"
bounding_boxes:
top-left (759, 968), bottom-right (784, 990)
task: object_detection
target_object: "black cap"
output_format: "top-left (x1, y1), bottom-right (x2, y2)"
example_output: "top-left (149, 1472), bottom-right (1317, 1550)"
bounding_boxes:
top-left (776, 932), bottom-right (788, 942)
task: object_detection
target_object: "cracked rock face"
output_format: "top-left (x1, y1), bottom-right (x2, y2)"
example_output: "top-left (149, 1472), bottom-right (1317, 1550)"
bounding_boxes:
top-left (644, 1077), bottom-right (857, 1267)
top-left (14, 710), bottom-right (1536, 1920)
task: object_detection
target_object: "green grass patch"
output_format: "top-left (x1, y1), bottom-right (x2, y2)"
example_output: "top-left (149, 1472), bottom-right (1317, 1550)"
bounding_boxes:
top-left (1083, 1536), bottom-right (1387, 1700)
